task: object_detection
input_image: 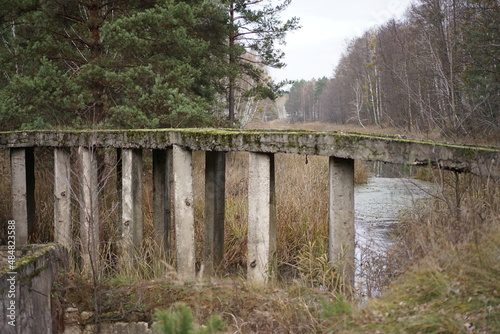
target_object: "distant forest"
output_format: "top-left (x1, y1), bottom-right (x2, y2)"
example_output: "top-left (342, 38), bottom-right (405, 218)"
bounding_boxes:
top-left (285, 0), bottom-right (499, 137)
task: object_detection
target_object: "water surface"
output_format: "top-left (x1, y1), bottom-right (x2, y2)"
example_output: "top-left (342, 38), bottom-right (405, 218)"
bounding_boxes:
top-left (354, 177), bottom-right (434, 294)
top-left (355, 177), bottom-right (433, 250)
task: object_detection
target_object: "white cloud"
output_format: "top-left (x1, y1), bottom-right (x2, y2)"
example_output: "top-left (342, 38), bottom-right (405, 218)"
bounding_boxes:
top-left (270, 0), bottom-right (414, 82)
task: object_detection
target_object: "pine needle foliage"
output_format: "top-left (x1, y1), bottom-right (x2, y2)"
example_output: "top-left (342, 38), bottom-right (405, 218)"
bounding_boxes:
top-left (154, 303), bottom-right (225, 334)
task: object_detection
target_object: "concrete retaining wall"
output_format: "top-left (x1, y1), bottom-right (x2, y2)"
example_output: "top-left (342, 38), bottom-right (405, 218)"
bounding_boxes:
top-left (0, 244), bottom-right (67, 334)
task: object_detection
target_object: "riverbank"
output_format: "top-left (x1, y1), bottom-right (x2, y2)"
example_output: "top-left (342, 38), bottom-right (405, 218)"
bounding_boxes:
top-left (51, 169), bottom-right (499, 333)
top-left (57, 215), bottom-right (499, 333)
top-left (339, 220), bottom-right (500, 333)
top-left (343, 172), bottom-right (500, 333)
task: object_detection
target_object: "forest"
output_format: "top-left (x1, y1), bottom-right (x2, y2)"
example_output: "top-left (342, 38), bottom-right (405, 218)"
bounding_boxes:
top-left (0, 0), bottom-right (298, 130)
top-left (1, 0), bottom-right (498, 140)
top-left (285, 0), bottom-right (499, 139)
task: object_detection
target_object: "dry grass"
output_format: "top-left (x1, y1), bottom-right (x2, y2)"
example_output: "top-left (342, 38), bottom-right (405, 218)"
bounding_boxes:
top-left (337, 195), bottom-right (500, 333)
top-left (190, 151), bottom-right (369, 287)
top-left (3, 122), bottom-right (499, 332)
top-left (51, 162), bottom-right (500, 333)
top-left (0, 129), bottom-right (368, 294)
top-left (0, 144), bottom-right (367, 286)
top-left (247, 119), bottom-right (500, 146)
top-left (326, 172), bottom-right (500, 333)
top-left (388, 172), bottom-right (500, 277)
top-left (57, 272), bottom-right (335, 333)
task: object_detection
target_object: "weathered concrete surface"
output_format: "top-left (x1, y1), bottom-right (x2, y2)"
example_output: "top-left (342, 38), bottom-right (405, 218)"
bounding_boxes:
top-left (0, 244), bottom-right (68, 334)
top-left (77, 147), bottom-right (99, 275)
top-left (1, 129), bottom-right (498, 178)
top-left (120, 149), bottom-right (143, 262)
top-left (247, 153), bottom-right (276, 283)
top-left (329, 158), bottom-right (355, 289)
top-left (54, 148), bottom-right (72, 249)
top-left (10, 148), bottom-right (35, 244)
top-left (173, 145), bottom-right (195, 281)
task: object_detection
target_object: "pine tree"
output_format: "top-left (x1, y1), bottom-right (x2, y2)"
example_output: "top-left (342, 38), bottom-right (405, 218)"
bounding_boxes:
top-left (225, 0), bottom-right (300, 122)
top-left (461, 0), bottom-right (500, 131)
top-left (0, 0), bottom-right (230, 129)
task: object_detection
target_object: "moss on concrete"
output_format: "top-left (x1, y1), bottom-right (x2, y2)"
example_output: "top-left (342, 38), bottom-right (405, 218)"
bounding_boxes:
top-left (0, 128), bottom-right (498, 178)
top-left (0, 244), bottom-right (58, 276)
top-left (0, 127), bottom-right (496, 151)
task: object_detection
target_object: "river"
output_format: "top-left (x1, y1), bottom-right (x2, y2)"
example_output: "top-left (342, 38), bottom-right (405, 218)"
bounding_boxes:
top-left (354, 175), bottom-right (435, 296)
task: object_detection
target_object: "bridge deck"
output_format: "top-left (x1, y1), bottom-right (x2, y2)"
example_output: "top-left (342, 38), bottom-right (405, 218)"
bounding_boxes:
top-left (1, 128), bottom-right (499, 178)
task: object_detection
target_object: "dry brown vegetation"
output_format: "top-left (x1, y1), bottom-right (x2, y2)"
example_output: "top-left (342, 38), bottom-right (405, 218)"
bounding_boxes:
top-left (248, 119), bottom-right (420, 137)
top-left (338, 172), bottom-right (500, 334)
top-left (248, 119), bottom-right (500, 146)
top-left (1, 123), bottom-right (499, 333)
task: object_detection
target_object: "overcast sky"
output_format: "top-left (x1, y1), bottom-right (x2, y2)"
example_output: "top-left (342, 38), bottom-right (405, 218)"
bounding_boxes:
top-left (269, 0), bottom-right (415, 82)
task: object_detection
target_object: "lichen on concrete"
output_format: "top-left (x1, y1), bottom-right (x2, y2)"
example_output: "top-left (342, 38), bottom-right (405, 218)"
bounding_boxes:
top-left (0, 128), bottom-right (498, 178)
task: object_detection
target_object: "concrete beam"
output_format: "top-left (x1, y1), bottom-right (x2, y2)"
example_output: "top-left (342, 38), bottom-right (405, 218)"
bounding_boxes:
top-left (153, 149), bottom-right (172, 253)
top-left (329, 157), bottom-right (355, 289)
top-left (54, 148), bottom-right (72, 249)
top-left (247, 152), bottom-right (276, 284)
top-left (10, 148), bottom-right (36, 244)
top-left (203, 151), bottom-right (226, 276)
top-left (120, 149), bottom-right (143, 261)
top-left (173, 145), bottom-right (195, 281)
top-left (78, 147), bottom-right (99, 274)
top-left (1, 130), bottom-right (498, 179)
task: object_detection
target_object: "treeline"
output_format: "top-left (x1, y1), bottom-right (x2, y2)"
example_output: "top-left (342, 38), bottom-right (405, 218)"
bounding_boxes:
top-left (0, 0), bottom-right (298, 130)
top-left (286, 0), bottom-right (499, 136)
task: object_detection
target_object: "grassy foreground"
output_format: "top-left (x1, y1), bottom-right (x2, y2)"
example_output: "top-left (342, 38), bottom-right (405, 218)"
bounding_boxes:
top-left (340, 225), bottom-right (500, 333)
top-left (57, 214), bottom-right (499, 333)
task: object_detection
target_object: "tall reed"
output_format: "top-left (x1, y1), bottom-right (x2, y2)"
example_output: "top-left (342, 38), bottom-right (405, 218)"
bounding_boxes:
top-left (0, 145), bottom-right (369, 291)
top-left (387, 170), bottom-right (500, 281)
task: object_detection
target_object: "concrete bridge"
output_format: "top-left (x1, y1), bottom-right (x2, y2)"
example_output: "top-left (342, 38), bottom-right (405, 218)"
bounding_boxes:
top-left (2, 129), bottom-right (499, 287)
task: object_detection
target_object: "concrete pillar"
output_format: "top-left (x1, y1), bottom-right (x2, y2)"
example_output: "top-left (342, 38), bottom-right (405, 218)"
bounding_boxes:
top-left (153, 148), bottom-right (172, 253)
top-left (203, 151), bottom-right (226, 276)
top-left (121, 149), bottom-right (143, 260)
top-left (329, 157), bottom-right (355, 289)
top-left (54, 148), bottom-right (72, 249)
top-left (247, 152), bottom-right (276, 284)
top-left (116, 149), bottom-right (123, 230)
top-left (78, 147), bottom-right (99, 274)
top-left (10, 148), bottom-right (35, 244)
top-left (173, 145), bottom-right (195, 281)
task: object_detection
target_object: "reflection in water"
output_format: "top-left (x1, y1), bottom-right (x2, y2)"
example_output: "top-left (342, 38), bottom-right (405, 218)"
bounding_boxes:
top-left (355, 177), bottom-right (434, 295)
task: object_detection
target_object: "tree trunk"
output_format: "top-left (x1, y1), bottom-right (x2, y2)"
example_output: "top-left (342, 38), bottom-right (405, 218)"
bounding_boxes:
top-left (228, 1), bottom-right (236, 122)
top-left (88, 2), bottom-right (105, 126)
